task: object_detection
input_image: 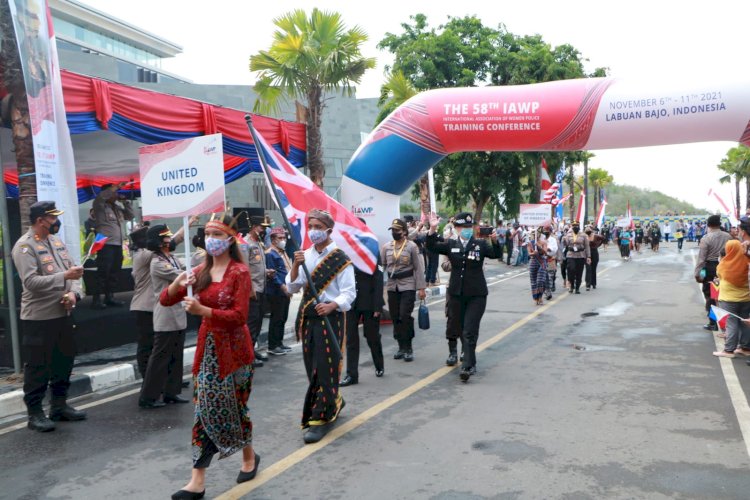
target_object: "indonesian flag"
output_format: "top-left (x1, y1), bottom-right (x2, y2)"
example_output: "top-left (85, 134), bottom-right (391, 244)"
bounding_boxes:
top-left (89, 233), bottom-right (109, 255)
top-left (595, 199), bottom-right (607, 228)
top-left (539, 158), bottom-right (552, 202)
top-left (575, 193), bottom-right (585, 223)
top-left (710, 305), bottom-right (734, 330)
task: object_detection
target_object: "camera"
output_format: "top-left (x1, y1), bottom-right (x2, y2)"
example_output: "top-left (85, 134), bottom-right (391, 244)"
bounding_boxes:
top-left (479, 226), bottom-right (493, 236)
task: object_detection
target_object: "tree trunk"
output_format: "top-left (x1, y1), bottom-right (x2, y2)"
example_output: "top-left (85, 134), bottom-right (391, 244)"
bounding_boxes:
top-left (736, 175), bottom-right (741, 218)
top-left (746, 175), bottom-right (750, 211)
top-left (567, 165), bottom-right (576, 221)
top-left (418, 173), bottom-right (431, 216)
top-left (473, 194), bottom-right (489, 225)
top-left (10, 93), bottom-right (36, 233)
top-left (306, 85), bottom-right (325, 187)
top-left (1, 4), bottom-right (36, 232)
top-left (533, 160), bottom-right (541, 203)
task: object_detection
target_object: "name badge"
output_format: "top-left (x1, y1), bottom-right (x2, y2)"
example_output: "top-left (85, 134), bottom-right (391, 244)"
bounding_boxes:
top-left (573, 246), bottom-right (579, 252)
top-left (451, 248), bottom-right (460, 253)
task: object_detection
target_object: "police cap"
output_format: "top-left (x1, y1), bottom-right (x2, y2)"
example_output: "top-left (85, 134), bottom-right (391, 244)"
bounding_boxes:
top-left (454, 212), bottom-right (474, 227)
top-left (388, 218), bottom-right (408, 232)
top-left (29, 200), bottom-right (63, 223)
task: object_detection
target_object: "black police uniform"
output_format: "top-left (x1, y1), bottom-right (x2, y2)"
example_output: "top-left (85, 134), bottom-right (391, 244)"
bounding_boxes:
top-left (426, 213), bottom-right (501, 381)
top-left (342, 255), bottom-right (385, 384)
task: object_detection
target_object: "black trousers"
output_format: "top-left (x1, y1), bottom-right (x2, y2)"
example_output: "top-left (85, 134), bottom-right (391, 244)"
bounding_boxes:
top-left (135, 311), bottom-right (154, 378)
top-left (140, 330), bottom-right (185, 401)
top-left (446, 295), bottom-right (487, 369)
top-left (248, 292), bottom-right (266, 347)
top-left (505, 243), bottom-right (513, 265)
top-left (95, 244), bottom-right (123, 298)
top-left (566, 258), bottom-right (585, 291)
top-left (387, 290), bottom-right (416, 349)
top-left (22, 317), bottom-right (75, 413)
top-left (267, 294), bottom-right (290, 350)
top-left (425, 250), bottom-right (439, 283)
top-left (702, 260), bottom-right (719, 324)
top-left (345, 308), bottom-right (384, 379)
top-left (560, 258), bottom-right (567, 281)
top-left (585, 248), bottom-right (600, 288)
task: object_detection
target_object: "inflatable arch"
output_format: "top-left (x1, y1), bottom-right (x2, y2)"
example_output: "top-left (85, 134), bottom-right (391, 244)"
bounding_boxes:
top-left (342, 76), bottom-right (750, 241)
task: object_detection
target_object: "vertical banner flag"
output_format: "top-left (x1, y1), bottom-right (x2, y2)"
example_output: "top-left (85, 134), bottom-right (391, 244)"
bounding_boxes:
top-left (539, 157), bottom-right (552, 202)
top-left (555, 160), bottom-right (566, 219)
top-left (253, 129), bottom-right (379, 274)
top-left (627, 200), bottom-right (634, 229)
top-left (707, 188), bottom-right (738, 225)
top-left (8, 0), bottom-right (80, 257)
top-left (595, 199), bottom-right (607, 228)
top-left (575, 193), bottom-right (585, 223)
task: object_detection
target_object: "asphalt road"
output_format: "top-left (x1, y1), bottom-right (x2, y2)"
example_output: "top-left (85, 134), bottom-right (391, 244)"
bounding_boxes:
top-left (2, 242), bottom-right (750, 500)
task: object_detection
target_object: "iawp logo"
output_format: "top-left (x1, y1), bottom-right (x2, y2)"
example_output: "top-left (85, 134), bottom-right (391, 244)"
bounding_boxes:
top-left (203, 145), bottom-right (218, 155)
top-left (351, 205), bottom-right (375, 216)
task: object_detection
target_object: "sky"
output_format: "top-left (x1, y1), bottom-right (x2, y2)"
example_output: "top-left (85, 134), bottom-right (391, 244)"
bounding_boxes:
top-left (83, 0), bottom-right (750, 212)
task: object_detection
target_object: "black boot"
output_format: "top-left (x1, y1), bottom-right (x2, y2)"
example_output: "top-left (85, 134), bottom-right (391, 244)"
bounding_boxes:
top-left (403, 340), bottom-right (414, 362)
top-left (446, 340), bottom-right (458, 366)
top-left (104, 293), bottom-right (125, 307)
top-left (393, 340), bottom-right (405, 359)
top-left (28, 410), bottom-right (55, 432)
top-left (91, 295), bottom-right (106, 310)
top-left (49, 401), bottom-right (87, 421)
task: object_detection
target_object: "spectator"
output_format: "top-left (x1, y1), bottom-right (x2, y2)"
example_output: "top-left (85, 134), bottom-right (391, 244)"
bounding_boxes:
top-left (713, 239), bottom-right (750, 358)
top-left (265, 228), bottom-right (293, 356)
top-left (92, 183), bottom-right (134, 309)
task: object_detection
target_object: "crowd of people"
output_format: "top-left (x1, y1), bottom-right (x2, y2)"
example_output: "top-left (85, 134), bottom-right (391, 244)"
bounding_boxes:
top-left (15, 190), bottom-right (750, 500)
top-left (12, 200), bottom-right (510, 499)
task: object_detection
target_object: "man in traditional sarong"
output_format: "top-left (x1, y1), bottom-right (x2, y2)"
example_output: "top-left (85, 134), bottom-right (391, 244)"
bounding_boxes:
top-left (286, 209), bottom-right (356, 444)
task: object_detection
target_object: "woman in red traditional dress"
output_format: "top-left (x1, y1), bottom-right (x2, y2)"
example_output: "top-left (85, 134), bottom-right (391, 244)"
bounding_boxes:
top-left (166, 215), bottom-right (259, 500)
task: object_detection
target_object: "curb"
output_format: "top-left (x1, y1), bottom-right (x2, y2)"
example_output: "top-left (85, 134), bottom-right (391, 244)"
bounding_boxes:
top-left (0, 285), bottom-right (448, 421)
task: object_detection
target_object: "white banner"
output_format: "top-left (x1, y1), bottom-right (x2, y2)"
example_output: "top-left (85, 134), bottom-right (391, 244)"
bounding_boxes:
top-left (519, 203), bottom-right (552, 227)
top-left (9, 0), bottom-right (80, 257)
top-left (139, 134), bottom-right (225, 220)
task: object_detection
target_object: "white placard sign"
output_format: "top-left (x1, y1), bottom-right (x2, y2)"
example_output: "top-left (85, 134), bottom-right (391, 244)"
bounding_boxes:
top-left (139, 134), bottom-right (225, 220)
top-left (519, 204), bottom-right (552, 226)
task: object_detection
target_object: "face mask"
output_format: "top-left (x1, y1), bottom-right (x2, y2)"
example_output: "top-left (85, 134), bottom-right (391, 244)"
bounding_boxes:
top-left (276, 239), bottom-right (287, 250)
top-left (309, 229), bottom-right (329, 245)
top-left (572, 226), bottom-right (580, 234)
top-left (543, 232), bottom-right (550, 238)
top-left (460, 228), bottom-right (473, 239)
top-left (168, 239), bottom-right (177, 252)
top-left (46, 219), bottom-right (62, 234)
top-left (205, 237), bottom-right (232, 257)
top-left (391, 230), bottom-right (404, 241)
top-left (585, 230), bottom-right (592, 235)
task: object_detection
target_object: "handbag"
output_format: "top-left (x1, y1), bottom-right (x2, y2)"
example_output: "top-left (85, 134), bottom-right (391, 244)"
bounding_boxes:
top-left (418, 300), bottom-right (430, 330)
top-left (440, 256), bottom-right (452, 272)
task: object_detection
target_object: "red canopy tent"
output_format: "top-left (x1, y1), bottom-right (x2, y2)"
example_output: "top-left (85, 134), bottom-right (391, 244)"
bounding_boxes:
top-left (1, 70), bottom-right (306, 202)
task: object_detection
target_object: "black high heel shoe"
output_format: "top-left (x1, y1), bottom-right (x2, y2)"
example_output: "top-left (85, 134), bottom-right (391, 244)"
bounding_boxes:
top-left (171, 489), bottom-right (205, 499)
top-left (237, 453), bottom-right (261, 483)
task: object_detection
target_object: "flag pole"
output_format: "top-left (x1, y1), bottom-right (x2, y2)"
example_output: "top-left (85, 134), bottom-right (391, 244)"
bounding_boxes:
top-left (243, 115), bottom-right (342, 359)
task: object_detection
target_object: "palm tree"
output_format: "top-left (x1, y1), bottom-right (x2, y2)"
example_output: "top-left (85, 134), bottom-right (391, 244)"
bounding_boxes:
top-left (249, 9), bottom-right (376, 187)
top-left (589, 167), bottom-right (614, 208)
top-left (717, 145), bottom-right (750, 217)
top-left (0, 3), bottom-right (36, 232)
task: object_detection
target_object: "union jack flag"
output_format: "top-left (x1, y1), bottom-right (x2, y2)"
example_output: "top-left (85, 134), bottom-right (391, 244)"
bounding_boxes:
top-left (254, 130), bottom-right (379, 274)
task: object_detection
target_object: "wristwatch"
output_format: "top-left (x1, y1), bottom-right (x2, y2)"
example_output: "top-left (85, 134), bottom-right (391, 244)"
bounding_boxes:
top-left (73, 292), bottom-right (82, 302)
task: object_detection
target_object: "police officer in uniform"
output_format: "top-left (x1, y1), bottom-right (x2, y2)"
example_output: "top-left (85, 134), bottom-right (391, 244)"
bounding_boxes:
top-left (12, 201), bottom-right (87, 432)
top-left (562, 221), bottom-right (591, 294)
top-left (381, 218), bottom-right (426, 362)
top-left (244, 214), bottom-right (273, 366)
top-left (341, 219), bottom-right (386, 385)
top-left (426, 212), bottom-right (501, 382)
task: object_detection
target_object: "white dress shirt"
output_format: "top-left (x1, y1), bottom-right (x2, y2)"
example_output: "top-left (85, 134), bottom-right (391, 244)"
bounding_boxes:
top-left (286, 241), bottom-right (356, 312)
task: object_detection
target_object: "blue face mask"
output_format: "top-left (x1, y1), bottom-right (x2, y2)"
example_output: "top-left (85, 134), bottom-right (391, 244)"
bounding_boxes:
top-left (460, 228), bottom-right (473, 239)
